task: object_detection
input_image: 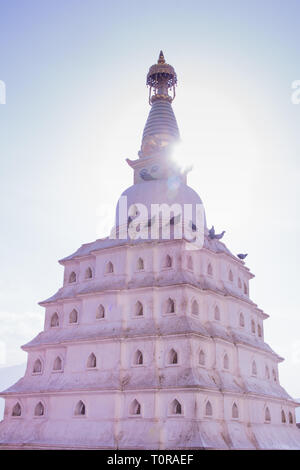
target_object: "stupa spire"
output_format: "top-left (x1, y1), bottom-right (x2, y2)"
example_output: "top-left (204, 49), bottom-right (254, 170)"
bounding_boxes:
top-left (138, 51), bottom-right (179, 159)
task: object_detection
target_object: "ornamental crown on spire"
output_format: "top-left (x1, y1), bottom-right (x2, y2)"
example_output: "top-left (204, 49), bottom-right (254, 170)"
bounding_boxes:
top-left (146, 50), bottom-right (177, 104)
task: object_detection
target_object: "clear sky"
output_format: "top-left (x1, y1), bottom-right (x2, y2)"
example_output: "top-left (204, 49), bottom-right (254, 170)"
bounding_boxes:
top-left (0, 0), bottom-right (300, 398)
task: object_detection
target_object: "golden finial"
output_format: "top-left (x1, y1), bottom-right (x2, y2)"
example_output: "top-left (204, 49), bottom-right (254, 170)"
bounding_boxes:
top-left (158, 50), bottom-right (165, 64)
top-left (146, 52), bottom-right (177, 105)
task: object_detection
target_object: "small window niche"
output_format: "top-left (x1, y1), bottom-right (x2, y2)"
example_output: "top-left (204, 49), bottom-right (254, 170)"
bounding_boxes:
top-left (96, 304), bottom-right (105, 320)
top-left (258, 324), bottom-right (262, 338)
top-left (205, 400), bottom-right (213, 417)
top-left (164, 254), bottom-right (173, 269)
top-left (265, 407), bottom-right (271, 423)
top-left (133, 349), bottom-right (143, 366)
top-left (74, 400), bottom-right (86, 417)
top-left (134, 301), bottom-right (144, 317)
top-left (214, 306), bottom-right (220, 321)
top-left (34, 402), bottom-right (45, 417)
top-left (165, 298), bottom-right (175, 315)
top-left (87, 353), bottom-right (97, 369)
top-left (223, 353), bottom-right (229, 370)
top-left (105, 261), bottom-right (114, 274)
top-left (85, 267), bottom-right (93, 279)
top-left (207, 263), bottom-right (213, 276)
top-left (69, 271), bottom-right (77, 283)
top-left (265, 365), bottom-right (270, 380)
top-left (137, 257), bottom-right (144, 271)
top-left (32, 359), bottom-right (43, 375)
top-left (168, 348), bottom-right (178, 365)
top-left (50, 312), bottom-right (59, 328)
top-left (232, 402), bottom-right (239, 419)
top-left (12, 402), bottom-right (22, 418)
top-left (252, 360), bottom-right (257, 376)
top-left (53, 356), bottom-right (63, 372)
top-left (191, 300), bottom-right (199, 316)
top-left (199, 350), bottom-right (206, 366)
top-left (69, 309), bottom-right (78, 324)
top-left (130, 399), bottom-right (141, 416)
top-left (170, 399), bottom-right (182, 415)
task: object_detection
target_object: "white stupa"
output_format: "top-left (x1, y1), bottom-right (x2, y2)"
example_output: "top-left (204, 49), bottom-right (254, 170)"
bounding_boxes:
top-left (0, 52), bottom-right (299, 449)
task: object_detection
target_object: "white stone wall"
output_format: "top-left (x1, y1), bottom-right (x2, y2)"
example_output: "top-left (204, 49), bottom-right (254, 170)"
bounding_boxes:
top-left (1, 240), bottom-right (299, 449)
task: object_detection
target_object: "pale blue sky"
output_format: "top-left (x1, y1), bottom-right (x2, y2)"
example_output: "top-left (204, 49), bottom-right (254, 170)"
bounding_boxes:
top-left (0, 0), bottom-right (300, 397)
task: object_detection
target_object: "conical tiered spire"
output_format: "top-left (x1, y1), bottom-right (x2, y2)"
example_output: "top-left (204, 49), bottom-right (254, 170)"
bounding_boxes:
top-left (139, 51), bottom-right (179, 159)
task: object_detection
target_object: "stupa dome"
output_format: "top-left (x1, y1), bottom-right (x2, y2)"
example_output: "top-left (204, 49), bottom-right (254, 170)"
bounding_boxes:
top-left (115, 178), bottom-right (206, 233)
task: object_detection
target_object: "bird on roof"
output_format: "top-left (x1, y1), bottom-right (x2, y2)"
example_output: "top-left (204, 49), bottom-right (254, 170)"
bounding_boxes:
top-left (208, 226), bottom-right (225, 240)
top-left (237, 253), bottom-right (248, 260)
top-left (208, 226), bottom-right (215, 238)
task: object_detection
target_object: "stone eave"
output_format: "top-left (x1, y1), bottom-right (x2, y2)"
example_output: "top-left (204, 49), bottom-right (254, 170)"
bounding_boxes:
top-left (58, 238), bottom-right (184, 265)
top-left (254, 307), bottom-right (269, 320)
top-left (58, 237), bottom-right (111, 264)
top-left (21, 328), bottom-right (281, 362)
top-left (38, 275), bottom-right (257, 307)
top-left (58, 234), bottom-right (246, 266)
top-left (21, 330), bottom-right (212, 351)
top-left (209, 334), bottom-right (282, 361)
top-left (239, 392), bottom-right (297, 405)
top-left (126, 154), bottom-right (158, 170)
top-left (0, 385), bottom-right (221, 398)
top-left (0, 385), bottom-right (295, 405)
top-left (233, 339), bottom-right (284, 362)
